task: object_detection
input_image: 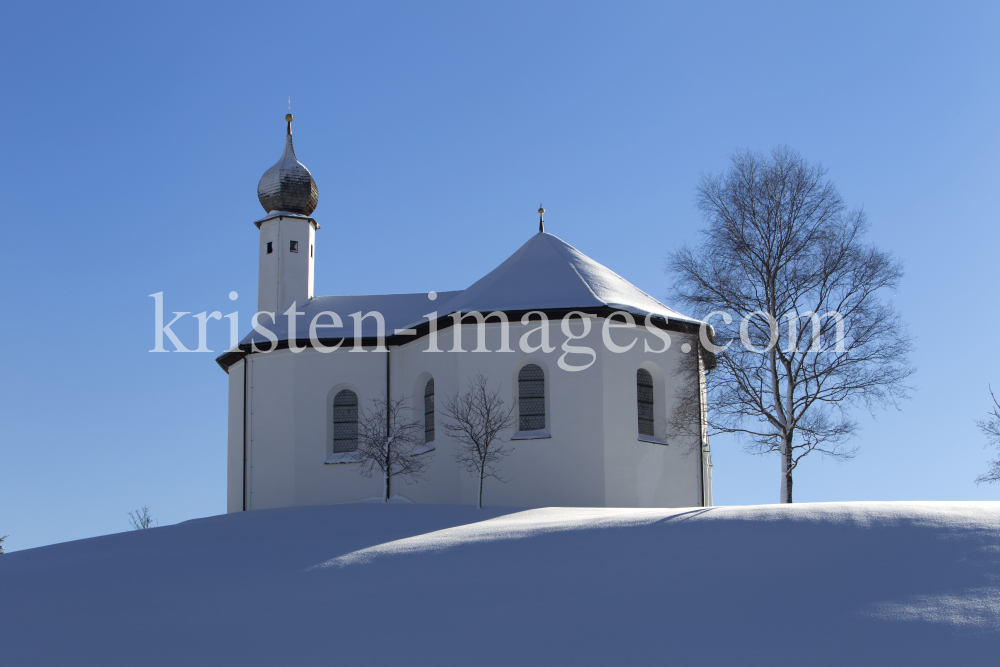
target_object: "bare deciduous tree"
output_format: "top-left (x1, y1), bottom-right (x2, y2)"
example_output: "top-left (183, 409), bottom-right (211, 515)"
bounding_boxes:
top-left (0, 534), bottom-right (7, 555)
top-left (975, 388), bottom-right (1000, 485)
top-left (127, 506), bottom-right (156, 530)
top-left (356, 394), bottom-right (430, 502)
top-left (441, 371), bottom-right (517, 509)
top-left (668, 146), bottom-right (914, 503)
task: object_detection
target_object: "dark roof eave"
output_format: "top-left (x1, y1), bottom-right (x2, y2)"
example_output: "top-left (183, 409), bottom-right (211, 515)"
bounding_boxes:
top-left (214, 305), bottom-right (708, 373)
top-left (253, 212), bottom-right (319, 230)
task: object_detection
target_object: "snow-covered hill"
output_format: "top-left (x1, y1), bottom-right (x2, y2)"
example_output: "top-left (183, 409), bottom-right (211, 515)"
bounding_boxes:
top-left (2, 502), bottom-right (998, 666)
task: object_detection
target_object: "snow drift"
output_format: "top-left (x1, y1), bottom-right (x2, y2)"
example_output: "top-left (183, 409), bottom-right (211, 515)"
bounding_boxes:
top-left (2, 502), bottom-right (999, 666)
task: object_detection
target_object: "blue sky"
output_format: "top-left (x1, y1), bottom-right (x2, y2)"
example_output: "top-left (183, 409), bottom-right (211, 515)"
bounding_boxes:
top-left (1, 0), bottom-right (998, 551)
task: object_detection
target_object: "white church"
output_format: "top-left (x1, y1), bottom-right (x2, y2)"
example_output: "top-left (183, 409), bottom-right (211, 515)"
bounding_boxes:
top-left (217, 116), bottom-right (713, 511)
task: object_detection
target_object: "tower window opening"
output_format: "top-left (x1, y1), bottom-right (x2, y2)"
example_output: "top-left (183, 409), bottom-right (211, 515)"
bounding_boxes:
top-left (290, 240), bottom-right (299, 253)
top-left (310, 244), bottom-right (313, 258)
top-left (266, 242), bottom-right (273, 254)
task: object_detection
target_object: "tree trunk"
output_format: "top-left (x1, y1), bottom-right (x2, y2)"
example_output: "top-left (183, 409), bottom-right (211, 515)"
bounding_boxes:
top-left (779, 432), bottom-right (793, 503)
top-left (784, 453), bottom-right (793, 504)
top-left (478, 468), bottom-right (484, 509)
top-left (384, 446), bottom-right (390, 503)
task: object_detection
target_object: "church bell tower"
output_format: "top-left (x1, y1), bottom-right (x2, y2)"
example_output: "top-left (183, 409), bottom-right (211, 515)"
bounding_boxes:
top-left (255, 114), bottom-right (319, 316)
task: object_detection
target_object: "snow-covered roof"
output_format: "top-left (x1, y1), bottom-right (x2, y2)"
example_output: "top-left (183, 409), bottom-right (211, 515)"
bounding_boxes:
top-left (239, 291), bottom-right (463, 347)
top-left (433, 232), bottom-right (700, 325)
top-left (221, 231), bottom-right (699, 368)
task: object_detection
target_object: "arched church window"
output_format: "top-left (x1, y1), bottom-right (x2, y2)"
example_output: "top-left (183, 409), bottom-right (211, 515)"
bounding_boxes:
top-left (424, 378), bottom-right (435, 444)
top-left (518, 364), bottom-right (546, 431)
top-left (637, 369), bottom-right (654, 437)
top-left (333, 390), bottom-right (359, 453)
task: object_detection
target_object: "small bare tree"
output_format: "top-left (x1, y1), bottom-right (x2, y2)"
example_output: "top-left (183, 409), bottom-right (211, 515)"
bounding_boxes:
top-left (975, 388), bottom-right (1000, 485)
top-left (356, 394), bottom-right (430, 502)
top-left (441, 371), bottom-right (517, 509)
top-left (669, 146), bottom-right (914, 503)
top-left (0, 534), bottom-right (7, 555)
top-left (127, 506), bottom-right (156, 530)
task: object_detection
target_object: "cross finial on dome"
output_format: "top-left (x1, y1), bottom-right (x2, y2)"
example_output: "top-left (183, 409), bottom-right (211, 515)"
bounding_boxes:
top-left (538, 202), bottom-right (545, 233)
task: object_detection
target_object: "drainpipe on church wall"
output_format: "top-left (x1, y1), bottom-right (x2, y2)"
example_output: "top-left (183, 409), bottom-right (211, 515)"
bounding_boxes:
top-left (385, 347), bottom-right (391, 502)
top-left (698, 349), bottom-right (706, 508)
top-left (242, 356), bottom-right (248, 512)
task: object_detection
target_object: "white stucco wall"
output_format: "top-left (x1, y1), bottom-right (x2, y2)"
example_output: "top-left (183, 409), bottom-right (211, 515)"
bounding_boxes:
top-left (229, 316), bottom-right (711, 511)
top-left (600, 328), bottom-right (704, 508)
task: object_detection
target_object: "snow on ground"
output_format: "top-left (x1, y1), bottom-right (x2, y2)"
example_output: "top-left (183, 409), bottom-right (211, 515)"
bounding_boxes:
top-left (2, 502), bottom-right (999, 666)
